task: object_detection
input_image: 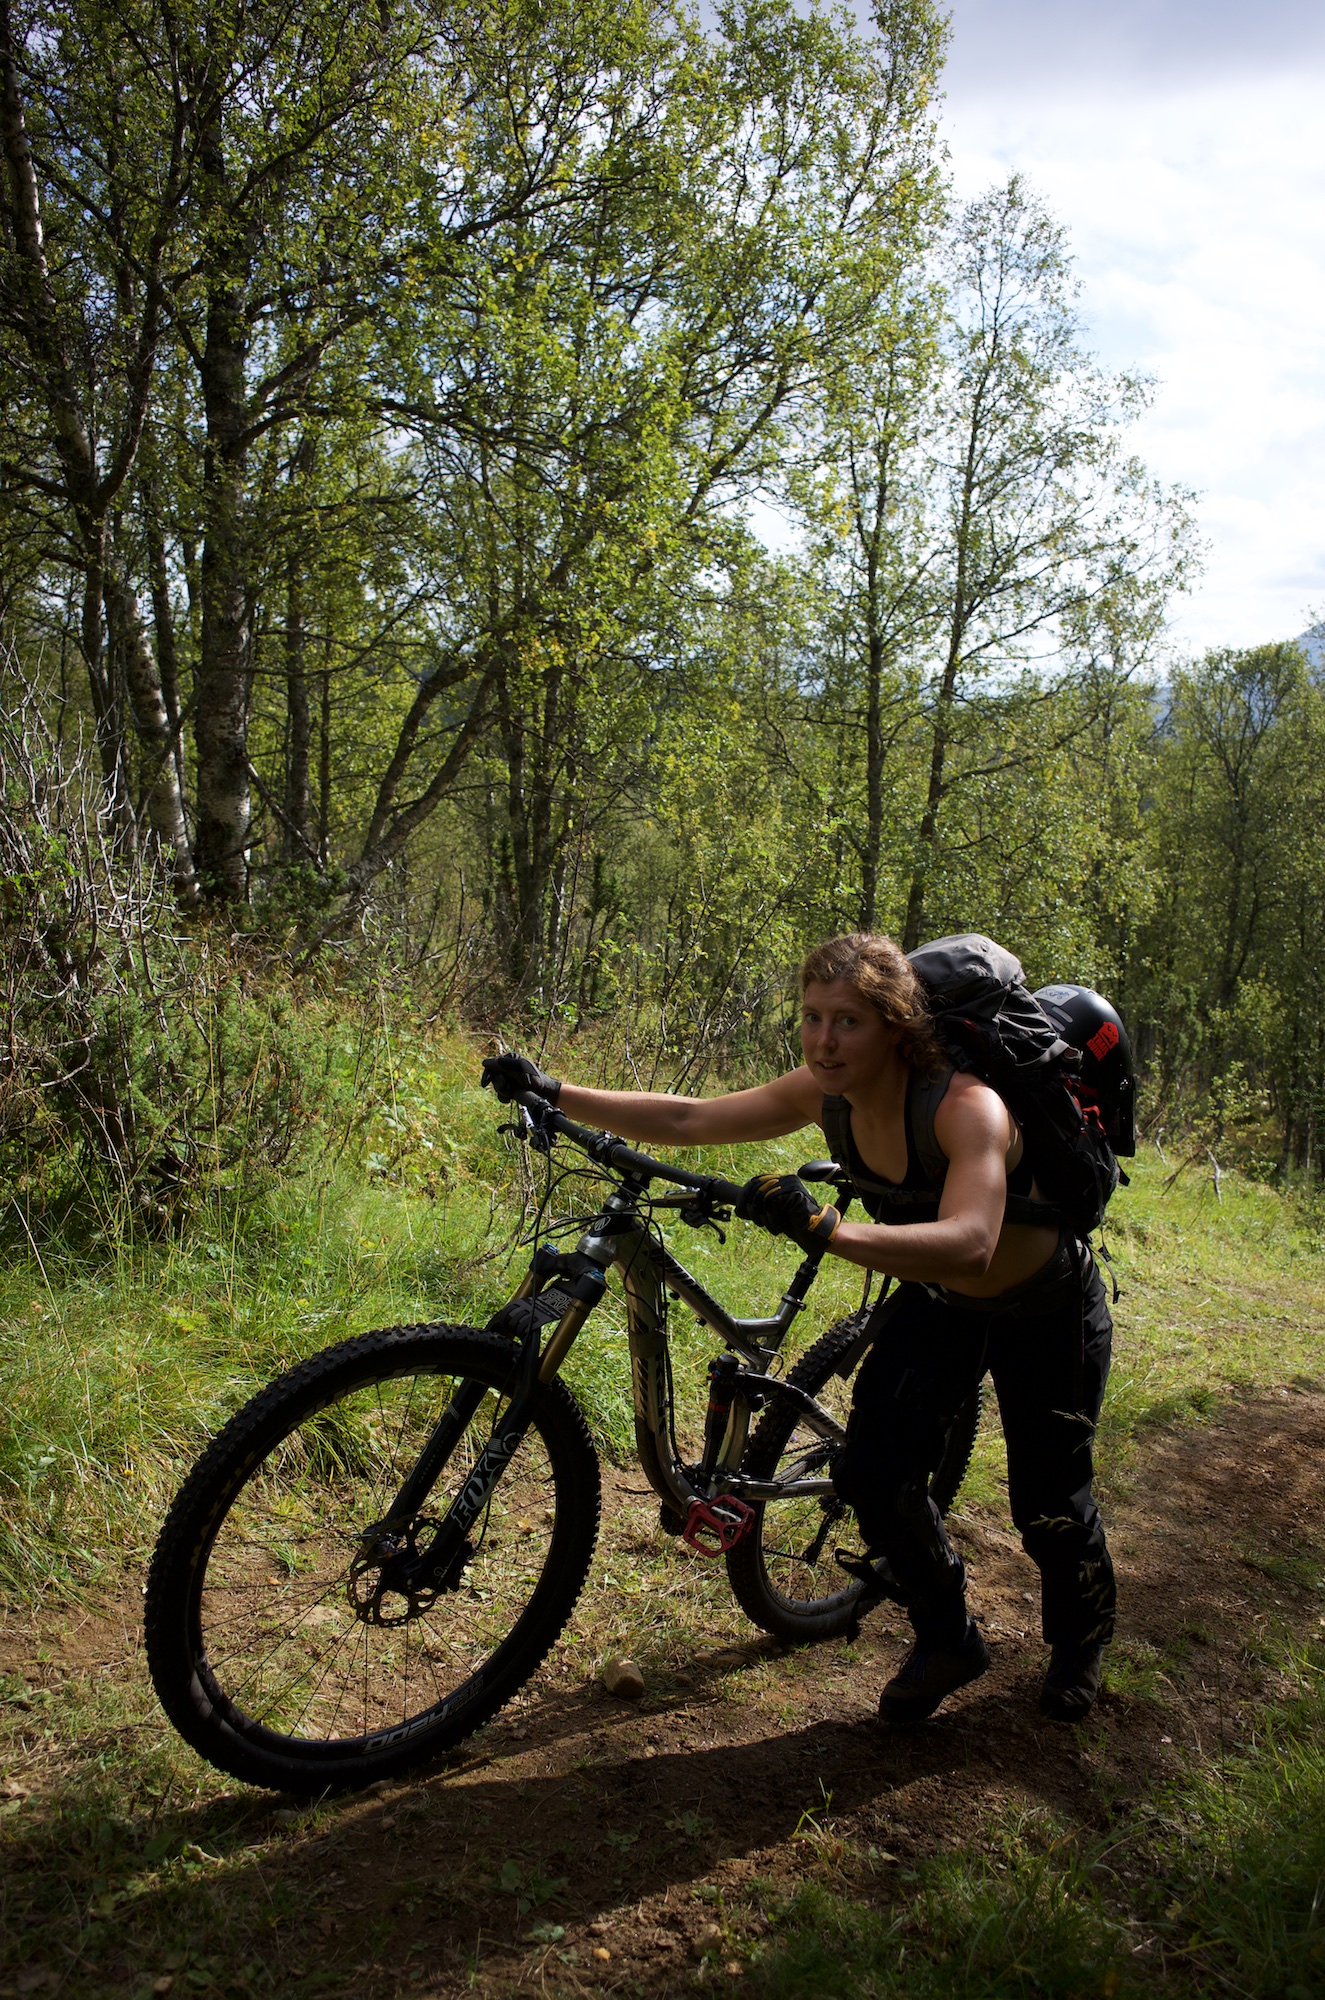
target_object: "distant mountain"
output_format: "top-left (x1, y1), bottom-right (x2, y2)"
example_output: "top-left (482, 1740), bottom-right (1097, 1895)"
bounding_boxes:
top-left (1298, 625), bottom-right (1325, 668)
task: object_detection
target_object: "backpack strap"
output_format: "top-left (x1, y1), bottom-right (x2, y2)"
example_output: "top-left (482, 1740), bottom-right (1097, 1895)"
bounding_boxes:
top-left (902, 1067), bottom-right (1064, 1229)
top-left (820, 1093), bottom-right (854, 1182)
top-left (1004, 1191), bottom-right (1063, 1225)
top-left (820, 1083), bottom-right (945, 1213)
top-left (907, 1067), bottom-right (953, 1189)
top-left (823, 1070), bottom-right (1058, 1228)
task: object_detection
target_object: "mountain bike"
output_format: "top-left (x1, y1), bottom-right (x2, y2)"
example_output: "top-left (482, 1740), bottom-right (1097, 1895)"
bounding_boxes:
top-left (145, 1089), bottom-right (980, 1794)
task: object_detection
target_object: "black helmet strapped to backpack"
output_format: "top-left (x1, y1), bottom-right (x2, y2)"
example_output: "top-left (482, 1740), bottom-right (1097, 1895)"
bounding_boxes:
top-left (1033, 985), bottom-right (1136, 1157)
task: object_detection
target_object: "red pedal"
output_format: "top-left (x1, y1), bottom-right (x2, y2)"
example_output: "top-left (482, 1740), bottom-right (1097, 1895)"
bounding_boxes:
top-left (681, 1496), bottom-right (755, 1556)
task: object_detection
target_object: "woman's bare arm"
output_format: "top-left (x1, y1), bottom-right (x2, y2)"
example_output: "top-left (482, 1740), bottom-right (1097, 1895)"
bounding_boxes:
top-left (556, 1067), bottom-right (822, 1148)
top-left (822, 1077), bottom-right (1010, 1284)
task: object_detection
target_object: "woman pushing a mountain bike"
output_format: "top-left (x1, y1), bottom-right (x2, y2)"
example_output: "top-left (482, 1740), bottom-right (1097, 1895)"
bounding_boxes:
top-left (147, 927), bottom-right (1134, 1794)
top-left (484, 930), bottom-right (1122, 1728)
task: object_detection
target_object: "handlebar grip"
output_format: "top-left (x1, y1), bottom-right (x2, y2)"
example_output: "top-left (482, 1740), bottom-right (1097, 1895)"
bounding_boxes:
top-left (510, 1091), bottom-right (745, 1200)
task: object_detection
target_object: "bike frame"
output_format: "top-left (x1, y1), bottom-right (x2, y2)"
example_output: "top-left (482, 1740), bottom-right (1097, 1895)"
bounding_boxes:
top-left (581, 1196), bottom-right (846, 1517)
top-left (378, 1095), bottom-right (854, 1596)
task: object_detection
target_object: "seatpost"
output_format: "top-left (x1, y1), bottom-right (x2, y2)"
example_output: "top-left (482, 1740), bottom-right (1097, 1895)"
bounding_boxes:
top-left (777, 1189), bottom-right (852, 1319)
top-left (778, 1249), bottom-right (825, 1317)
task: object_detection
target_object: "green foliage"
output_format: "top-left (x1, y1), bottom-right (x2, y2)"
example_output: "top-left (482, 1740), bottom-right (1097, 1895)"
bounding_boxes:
top-left (0, 699), bottom-right (353, 1234)
top-left (1124, 642), bottom-right (1325, 1172)
top-left (750, 1651), bottom-right (1325, 2000)
top-left (2, 0), bottom-right (950, 936)
top-left (789, 174), bottom-right (1190, 953)
top-left (3, 0), bottom-right (1319, 1185)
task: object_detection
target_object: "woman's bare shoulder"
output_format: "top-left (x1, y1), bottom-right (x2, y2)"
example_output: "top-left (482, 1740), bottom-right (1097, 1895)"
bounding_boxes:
top-left (931, 1070), bottom-right (1013, 1149)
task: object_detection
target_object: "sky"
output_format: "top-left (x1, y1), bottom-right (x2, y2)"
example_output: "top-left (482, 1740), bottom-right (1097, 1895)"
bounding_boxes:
top-left (939, 0), bottom-right (1325, 657)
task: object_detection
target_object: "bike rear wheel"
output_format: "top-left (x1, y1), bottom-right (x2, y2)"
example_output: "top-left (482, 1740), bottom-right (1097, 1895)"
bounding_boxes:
top-left (726, 1312), bottom-right (980, 1643)
top-left (145, 1324), bottom-right (600, 1794)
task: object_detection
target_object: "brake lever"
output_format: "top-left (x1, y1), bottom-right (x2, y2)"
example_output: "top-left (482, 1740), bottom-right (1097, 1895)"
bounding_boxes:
top-left (678, 1200), bottom-right (729, 1243)
top-left (498, 1103), bottom-right (555, 1154)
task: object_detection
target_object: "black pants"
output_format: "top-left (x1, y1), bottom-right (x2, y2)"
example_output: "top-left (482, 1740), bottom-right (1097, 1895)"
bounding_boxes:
top-left (833, 1249), bottom-right (1115, 1649)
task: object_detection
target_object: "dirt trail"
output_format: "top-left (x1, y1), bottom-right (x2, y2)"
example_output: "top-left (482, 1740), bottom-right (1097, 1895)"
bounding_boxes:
top-left (4, 1386), bottom-right (1325, 1997)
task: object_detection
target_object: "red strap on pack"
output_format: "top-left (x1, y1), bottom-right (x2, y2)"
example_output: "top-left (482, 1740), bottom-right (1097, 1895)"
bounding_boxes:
top-left (681, 1496), bottom-right (755, 1556)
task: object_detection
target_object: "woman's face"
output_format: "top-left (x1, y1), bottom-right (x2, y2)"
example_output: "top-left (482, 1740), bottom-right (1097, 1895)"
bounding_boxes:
top-left (800, 978), bottom-right (898, 1095)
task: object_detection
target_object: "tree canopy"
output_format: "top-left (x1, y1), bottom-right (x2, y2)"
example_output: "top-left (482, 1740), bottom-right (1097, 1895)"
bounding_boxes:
top-left (4, 0), bottom-right (1321, 1180)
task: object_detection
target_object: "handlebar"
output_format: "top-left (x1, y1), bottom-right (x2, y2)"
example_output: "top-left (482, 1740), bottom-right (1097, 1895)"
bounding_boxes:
top-left (509, 1090), bottom-right (745, 1203)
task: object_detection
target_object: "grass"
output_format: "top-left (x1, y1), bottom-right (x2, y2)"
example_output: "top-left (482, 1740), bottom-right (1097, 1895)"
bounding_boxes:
top-left (0, 1052), bottom-right (871, 1607)
top-left (1105, 1149), bottom-right (1325, 1423)
top-left (2, 1033), bottom-right (1325, 1995)
top-left (946, 1144), bottom-right (1325, 1514)
top-left (745, 1836), bottom-right (1132, 2000)
top-left (743, 1641), bottom-right (1325, 2000)
top-left (5, 1096), bottom-right (1321, 1610)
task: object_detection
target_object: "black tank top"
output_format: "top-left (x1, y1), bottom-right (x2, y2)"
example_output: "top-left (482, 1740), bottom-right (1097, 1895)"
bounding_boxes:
top-left (825, 1079), bottom-right (1035, 1224)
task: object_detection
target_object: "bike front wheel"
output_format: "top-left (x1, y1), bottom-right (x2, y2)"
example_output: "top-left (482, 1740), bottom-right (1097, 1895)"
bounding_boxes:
top-left (145, 1324), bottom-right (600, 1794)
top-left (726, 1312), bottom-right (980, 1644)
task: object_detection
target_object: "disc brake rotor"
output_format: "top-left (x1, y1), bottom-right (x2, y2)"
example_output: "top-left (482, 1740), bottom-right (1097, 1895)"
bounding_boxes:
top-left (346, 1518), bottom-right (475, 1626)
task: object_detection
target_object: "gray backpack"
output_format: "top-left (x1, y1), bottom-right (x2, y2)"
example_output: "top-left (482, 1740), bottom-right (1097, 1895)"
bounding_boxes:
top-left (823, 934), bottom-right (1124, 1236)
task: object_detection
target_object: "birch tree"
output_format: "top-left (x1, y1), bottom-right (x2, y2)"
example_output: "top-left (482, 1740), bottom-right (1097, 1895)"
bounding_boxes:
top-left (788, 261), bottom-right (944, 930)
top-left (899, 176), bottom-right (1192, 947)
top-left (375, 0), bottom-right (947, 990)
top-left (0, 0), bottom-right (196, 895)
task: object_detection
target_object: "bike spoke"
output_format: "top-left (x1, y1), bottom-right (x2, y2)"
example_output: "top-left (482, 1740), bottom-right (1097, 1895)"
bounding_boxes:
top-left (193, 1366), bottom-right (561, 1746)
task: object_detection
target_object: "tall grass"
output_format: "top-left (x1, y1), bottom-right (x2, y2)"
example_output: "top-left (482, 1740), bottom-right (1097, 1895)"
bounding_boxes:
top-left (0, 1025), bottom-right (868, 1603)
top-left (3, 1025), bottom-right (1322, 1613)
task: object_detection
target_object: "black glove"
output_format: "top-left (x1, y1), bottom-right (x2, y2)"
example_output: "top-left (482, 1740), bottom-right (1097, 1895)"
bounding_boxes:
top-left (480, 1051), bottom-right (562, 1105)
top-left (735, 1172), bottom-right (840, 1252)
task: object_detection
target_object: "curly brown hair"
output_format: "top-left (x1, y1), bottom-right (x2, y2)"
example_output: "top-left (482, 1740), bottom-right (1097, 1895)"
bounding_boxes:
top-left (799, 933), bottom-right (944, 1077)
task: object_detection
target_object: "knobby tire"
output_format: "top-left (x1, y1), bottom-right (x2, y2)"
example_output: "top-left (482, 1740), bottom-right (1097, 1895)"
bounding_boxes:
top-left (145, 1324), bottom-right (600, 1795)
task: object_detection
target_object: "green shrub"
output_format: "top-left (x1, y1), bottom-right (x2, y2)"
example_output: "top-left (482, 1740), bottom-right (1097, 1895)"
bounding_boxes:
top-left (0, 700), bottom-right (362, 1236)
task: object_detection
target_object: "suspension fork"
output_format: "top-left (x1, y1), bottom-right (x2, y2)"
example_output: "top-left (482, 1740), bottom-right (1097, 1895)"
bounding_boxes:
top-left (364, 1248), bottom-right (610, 1596)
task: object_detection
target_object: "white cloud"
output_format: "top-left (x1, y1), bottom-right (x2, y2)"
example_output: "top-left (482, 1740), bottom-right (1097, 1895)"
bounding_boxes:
top-left (940, 0), bottom-right (1325, 89)
top-left (941, 71), bottom-right (1325, 653)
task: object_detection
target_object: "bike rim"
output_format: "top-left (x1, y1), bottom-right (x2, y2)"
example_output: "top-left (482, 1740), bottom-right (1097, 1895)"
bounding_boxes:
top-left (185, 1359), bottom-right (564, 1759)
top-left (753, 1429), bottom-right (858, 1609)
